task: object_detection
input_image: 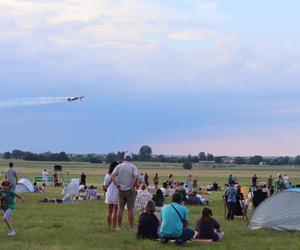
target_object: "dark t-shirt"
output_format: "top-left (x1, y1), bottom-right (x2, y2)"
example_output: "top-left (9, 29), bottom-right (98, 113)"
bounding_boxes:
top-left (152, 195), bottom-right (164, 207)
top-left (195, 218), bottom-right (220, 241)
top-left (137, 213), bottom-right (159, 239)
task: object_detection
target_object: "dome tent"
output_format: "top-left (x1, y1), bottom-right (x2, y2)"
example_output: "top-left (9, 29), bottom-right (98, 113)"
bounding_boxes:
top-left (15, 178), bottom-right (34, 193)
top-left (248, 190), bottom-right (300, 231)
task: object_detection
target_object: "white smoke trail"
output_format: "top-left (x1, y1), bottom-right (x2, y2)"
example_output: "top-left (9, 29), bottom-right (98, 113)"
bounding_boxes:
top-left (0, 97), bottom-right (70, 108)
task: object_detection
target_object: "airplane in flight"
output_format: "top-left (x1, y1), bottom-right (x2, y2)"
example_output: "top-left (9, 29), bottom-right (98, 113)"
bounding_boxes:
top-left (67, 96), bottom-right (84, 102)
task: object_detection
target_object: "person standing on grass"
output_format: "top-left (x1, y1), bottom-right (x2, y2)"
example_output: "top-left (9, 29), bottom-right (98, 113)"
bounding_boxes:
top-left (227, 174), bottom-right (233, 184)
top-left (160, 193), bottom-right (194, 244)
top-left (225, 181), bottom-right (237, 220)
top-left (153, 173), bottom-right (159, 189)
top-left (5, 163), bottom-right (18, 192)
top-left (103, 161), bottom-right (119, 230)
top-left (111, 152), bottom-right (139, 229)
top-left (252, 174), bottom-right (257, 187)
top-left (144, 173), bottom-right (149, 186)
top-left (0, 180), bottom-right (24, 237)
top-left (80, 172), bottom-right (86, 186)
top-left (42, 169), bottom-right (48, 186)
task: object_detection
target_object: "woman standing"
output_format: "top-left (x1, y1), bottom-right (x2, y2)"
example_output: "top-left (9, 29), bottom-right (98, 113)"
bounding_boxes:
top-left (103, 161), bottom-right (119, 229)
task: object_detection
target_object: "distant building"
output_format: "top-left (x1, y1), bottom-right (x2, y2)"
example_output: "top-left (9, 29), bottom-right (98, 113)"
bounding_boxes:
top-left (198, 160), bottom-right (215, 166)
top-left (221, 157), bottom-right (234, 164)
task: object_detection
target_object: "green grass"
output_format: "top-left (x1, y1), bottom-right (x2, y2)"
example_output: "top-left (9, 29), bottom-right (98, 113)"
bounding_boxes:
top-left (1, 160), bottom-right (300, 249)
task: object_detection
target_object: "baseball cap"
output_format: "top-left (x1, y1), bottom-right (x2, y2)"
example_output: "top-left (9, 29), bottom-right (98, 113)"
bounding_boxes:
top-left (124, 152), bottom-right (133, 160)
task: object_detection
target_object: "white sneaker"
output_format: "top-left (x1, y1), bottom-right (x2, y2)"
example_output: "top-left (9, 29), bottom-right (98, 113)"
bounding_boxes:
top-left (8, 230), bottom-right (16, 237)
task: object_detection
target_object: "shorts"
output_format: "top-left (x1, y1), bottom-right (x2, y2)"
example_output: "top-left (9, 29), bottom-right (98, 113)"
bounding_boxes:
top-left (119, 189), bottom-right (137, 210)
top-left (3, 208), bottom-right (13, 220)
top-left (9, 181), bottom-right (16, 192)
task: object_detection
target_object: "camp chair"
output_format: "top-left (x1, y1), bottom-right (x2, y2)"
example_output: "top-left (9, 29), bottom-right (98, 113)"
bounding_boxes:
top-left (241, 185), bottom-right (249, 199)
top-left (239, 200), bottom-right (249, 222)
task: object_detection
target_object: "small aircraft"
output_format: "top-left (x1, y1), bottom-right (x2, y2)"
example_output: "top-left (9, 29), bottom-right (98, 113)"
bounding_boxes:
top-left (67, 96), bottom-right (84, 102)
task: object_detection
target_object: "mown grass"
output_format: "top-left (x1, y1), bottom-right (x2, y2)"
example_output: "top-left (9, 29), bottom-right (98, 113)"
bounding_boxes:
top-left (1, 160), bottom-right (300, 250)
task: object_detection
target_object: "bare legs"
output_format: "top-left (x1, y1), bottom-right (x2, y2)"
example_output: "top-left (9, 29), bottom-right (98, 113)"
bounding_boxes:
top-left (4, 218), bottom-right (13, 232)
top-left (117, 207), bottom-right (134, 229)
top-left (107, 204), bottom-right (118, 229)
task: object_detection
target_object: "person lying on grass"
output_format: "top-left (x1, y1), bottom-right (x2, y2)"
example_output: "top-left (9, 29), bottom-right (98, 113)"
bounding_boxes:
top-left (137, 200), bottom-right (160, 240)
top-left (0, 180), bottom-right (24, 237)
top-left (194, 207), bottom-right (224, 241)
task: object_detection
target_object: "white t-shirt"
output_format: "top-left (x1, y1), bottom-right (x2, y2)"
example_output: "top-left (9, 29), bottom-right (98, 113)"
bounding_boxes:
top-left (42, 171), bottom-right (48, 182)
top-left (283, 175), bottom-right (289, 185)
top-left (103, 174), bottom-right (119, 204)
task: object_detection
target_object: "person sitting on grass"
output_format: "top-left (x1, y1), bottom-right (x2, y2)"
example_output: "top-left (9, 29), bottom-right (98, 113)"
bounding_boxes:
top-left (39, 183), bottom-right (46, 192)
top-left (33, 182), bottom-right (39, 193)
top-left (195, 207), bottom-right (224, 241)
top-left (0, 180), bottom-right (24, 237)
top-left (152, 189), bottom-right (164, 208)
top-left (137, 200), bottom-right (160, 240)
top-left (160, 193), bottom-right (194, 245)
top-left (135, 184), bottom-right (152, 212)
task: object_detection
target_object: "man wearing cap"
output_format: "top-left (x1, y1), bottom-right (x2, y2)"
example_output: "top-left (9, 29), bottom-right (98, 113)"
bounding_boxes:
top-left (111, 152), bottom-right (139, 229)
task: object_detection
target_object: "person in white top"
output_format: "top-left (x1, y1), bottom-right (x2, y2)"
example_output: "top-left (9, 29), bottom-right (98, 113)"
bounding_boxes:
top-left (42, 169), bottom-right (48, 186)
top-left (103, 161), bottom-right (119, 229)
top-left (283, 174), bottom-right (289, 188)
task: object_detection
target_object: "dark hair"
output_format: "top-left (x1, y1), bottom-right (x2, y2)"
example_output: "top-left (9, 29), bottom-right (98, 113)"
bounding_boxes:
top-left (1, 180), bottom-right (10, 187)
top-left (9, 162), bottom-right (14, 168)
top-left (108, 161), bottom-right (118, 174)
top-left (156, 189), bottom-right (163, 198)
top-left (200, 207), bottom-right (213, 223)
top-left (172, 193), bottom-right (183, 204)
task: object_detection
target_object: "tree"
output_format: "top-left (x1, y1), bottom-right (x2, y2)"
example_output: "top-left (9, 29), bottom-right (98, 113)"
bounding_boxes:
top-left (11, 149), bottom-right (24, 159)
top-left (139, 145), bottom-right (152, 161)
top-left (234, 156), bottom-right (246, 164)
top-left (3, 151), bottom-right (11, 159)
top-left (183, 161), bottom-right (193, 169)
top-left (207, 153), bottom-right (214, 161)
top-left (214, 156), bottom-right (222, 164)
top-left (156, 154), bottom-right (166, 162)
top-left (105, 153), bottom-right (117, 163)
top-left (198, 152), bottom-right (206, 161)
top-left (248, 155), bottom-right (263, 165)
top-left (295, 155), bottom-right (300, 165)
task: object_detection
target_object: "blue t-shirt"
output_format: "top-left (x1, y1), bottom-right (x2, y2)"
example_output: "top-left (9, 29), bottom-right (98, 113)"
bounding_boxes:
top-left (226, 187), bottom-right (237, 203)
top-left (160, 202), bottom-right (188, 237)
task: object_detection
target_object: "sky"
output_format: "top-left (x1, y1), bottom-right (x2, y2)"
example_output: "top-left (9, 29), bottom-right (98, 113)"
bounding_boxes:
top-left (1, 0), bottom-right (300, 156)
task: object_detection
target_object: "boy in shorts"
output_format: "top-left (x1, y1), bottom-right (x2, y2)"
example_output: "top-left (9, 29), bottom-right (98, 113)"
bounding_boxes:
top-left (0, 180), bottom-right (24, 236)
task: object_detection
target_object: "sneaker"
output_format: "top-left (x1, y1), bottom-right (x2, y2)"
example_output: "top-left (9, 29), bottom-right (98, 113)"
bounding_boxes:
top-left (8, 230), bottom-right (16, 237)
top-left (114, 227), bottom-right (121, 231)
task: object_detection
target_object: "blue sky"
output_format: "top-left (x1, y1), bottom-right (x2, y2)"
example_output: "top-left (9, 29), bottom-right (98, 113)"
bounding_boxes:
top-left (1, 0), bottom-right (300, 156)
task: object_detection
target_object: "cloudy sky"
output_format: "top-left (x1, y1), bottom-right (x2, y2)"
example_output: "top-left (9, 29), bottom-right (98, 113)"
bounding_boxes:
top-left (1, 0), bottom-right (300, 156)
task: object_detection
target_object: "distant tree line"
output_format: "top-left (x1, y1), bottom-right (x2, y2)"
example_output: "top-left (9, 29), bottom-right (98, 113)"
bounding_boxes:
top-left (1, 150), bottom-right (103, 163)
top-left (2, 146), bottom-right (300, 166)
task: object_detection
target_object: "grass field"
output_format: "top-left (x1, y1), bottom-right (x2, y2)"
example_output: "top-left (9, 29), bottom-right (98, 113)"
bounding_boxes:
top-left (1, 160), bottom-right (300, 250)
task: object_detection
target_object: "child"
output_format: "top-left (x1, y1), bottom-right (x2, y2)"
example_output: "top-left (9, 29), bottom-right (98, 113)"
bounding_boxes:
top-left (137, 200), bottom-right (160, 239)
top-left (0, 180), bottom-right (24, 237)
top-left (195, 207), bottom-right (224, 241)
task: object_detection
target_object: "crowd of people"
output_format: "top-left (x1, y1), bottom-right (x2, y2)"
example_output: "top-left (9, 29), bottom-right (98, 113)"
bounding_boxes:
top-left (0, 157), bottom-right (296, 242)
top-left (224, 172), bottom-right (293, 221)
top-left (102, 152), bottom-right (223, 244)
